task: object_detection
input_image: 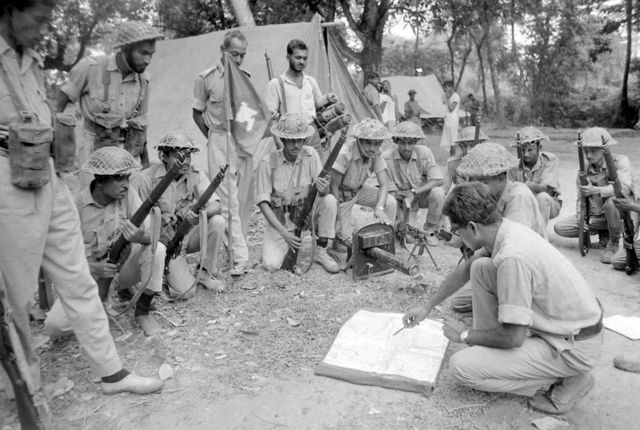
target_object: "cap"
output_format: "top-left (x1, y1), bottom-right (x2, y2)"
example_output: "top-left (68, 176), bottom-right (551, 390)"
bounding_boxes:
top-left (270, 113), bottom-right (315, 139)
top-left (455, 126), bottom-right (488, 144)
top-left (456, 142), bottom-right (519, 178)
top-left (511, 126), bottom-right (549, 147)
top-left (576, 127), bottom-right (617, 147)
top-left (408, 89), bottom-right (416, 95)
top-left (350, 118), bottom-right (391, 140)
top-left (82, 146), bottom-right (141, 175)
top-left (114, 20), bottom-right (164, 49)
top-left (155, 131), bottom-right (200, 151)
top-left (390, 121), bottom-right (425, 140)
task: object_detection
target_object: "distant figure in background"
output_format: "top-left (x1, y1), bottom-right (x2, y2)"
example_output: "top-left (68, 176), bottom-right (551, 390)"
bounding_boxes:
top-left (380, 80), bottom-right (399, 129)
top-left (463, 94), bottom-right (481, 126)
top-left (404, 89), bottom-right (428, 126)
top-left (363, 72), bottom-right (382, 119)
top-left (440, 80), bottom-right (460, 156)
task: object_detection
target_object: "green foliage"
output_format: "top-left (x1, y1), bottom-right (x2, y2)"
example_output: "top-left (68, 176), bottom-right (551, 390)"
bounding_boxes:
top-left (157, 0), bottom-right (235, 37)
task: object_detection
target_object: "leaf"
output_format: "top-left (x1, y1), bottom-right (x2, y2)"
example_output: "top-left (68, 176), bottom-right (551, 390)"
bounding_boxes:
top-left (286, 317), bottom-right (301, 327)
top-left (158, 363), bottom-right (174, 380)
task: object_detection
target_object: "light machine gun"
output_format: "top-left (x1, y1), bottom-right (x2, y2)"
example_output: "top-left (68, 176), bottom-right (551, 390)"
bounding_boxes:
top-left (577, 132), bottom-right (591, 256)
top-left (395, 222), bottom-right (441, 271)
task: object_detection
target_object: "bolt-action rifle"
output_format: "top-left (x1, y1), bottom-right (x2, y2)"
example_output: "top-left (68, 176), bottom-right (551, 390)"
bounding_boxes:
top-left (280, 117), bottom-right (351, 272)
top-left (602, 137), bottom-right (638, 274)
top-left (515, 132), bottom-right (525, 182)
top-left (165, 164), bottom-right (228, 267)
top-left (96, 154), bottom-right (184, 301)
top-left (577, 132), bottom-right (591, 256)
top-left (265, 51), bottom-right (273, 81)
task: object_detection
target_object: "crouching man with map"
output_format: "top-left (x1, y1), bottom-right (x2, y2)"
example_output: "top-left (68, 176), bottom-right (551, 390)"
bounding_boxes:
top-left (402, 182), bottom-right (603, 414)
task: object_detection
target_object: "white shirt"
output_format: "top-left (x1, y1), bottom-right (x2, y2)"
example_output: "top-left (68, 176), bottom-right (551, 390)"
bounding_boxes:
top-left (380, 93), bottom-right (395, 123)
top-left (265, 72), bottom-right (322, 124)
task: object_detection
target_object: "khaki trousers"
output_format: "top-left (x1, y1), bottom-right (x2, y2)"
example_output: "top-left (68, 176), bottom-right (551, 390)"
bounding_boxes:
top-left (337, 185), bottom-right (397, 237)
top-left (554, 198), bottom-right (622, 240)
top-left (535, 192), bottom-right (561, 225)
top-left (0, 156), bottom-right (121, 391)
top-left (449, 257), bottom-right (602, 397)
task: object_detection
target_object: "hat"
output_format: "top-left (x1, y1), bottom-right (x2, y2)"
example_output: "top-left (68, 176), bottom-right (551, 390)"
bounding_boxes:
top-left (455, 126), bottom-right (488, 144)
top-left (456, 142), bottom-right (519, 178)
top-left (114, 21), bottom-right (164, 49)
top-left (350, 118), bottom-right (391, 140)
top-left (82, 146), bottom-right (141, 175)
top-left (270, 113), bottom-right (315, 139)
top-left (390, 121), bottom-right (425, 140)
top-left (511, 126), bottom-right (549, 147)
top-left (408, 89), bottom-right (416, 95)
top-left (155, 131), bottom-right (200, 151)
top-left (575, 127), bottom-right (618, 147)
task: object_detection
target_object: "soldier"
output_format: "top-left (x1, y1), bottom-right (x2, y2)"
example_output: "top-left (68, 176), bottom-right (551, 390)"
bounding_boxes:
top-left (554, 127), bottom-right (634, 264)
top-left (56, 20), bottom-right (163, 183)
top-left (45, 147), bottom-right (165, 337)
top-left (255, 114), bottom-right (339, 273)
top-left (383, 121), bottom-right (445, 246)
top-left (0, 0), bottom-right (162, 404)
top-left (508, 127), bottom-right (561, 225)
top-left (363, 72), bottom-right (382, 119)
top-left (192, 29), bottom-right (250, 276)
top-left (404, 89), bottom-right (428, 126)
top-left (445, 126), bottom-right (488, 192)
top-left (131, 132), bottom-right (225, 298)
top-left (330, 118), bottom-right (397, 239)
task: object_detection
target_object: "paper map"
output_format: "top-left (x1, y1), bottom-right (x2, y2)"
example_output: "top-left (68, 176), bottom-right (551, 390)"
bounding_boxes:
top-left (604, 315), bottom-right (640, 340)
top-left (315, 310), bottom-right (449, 393)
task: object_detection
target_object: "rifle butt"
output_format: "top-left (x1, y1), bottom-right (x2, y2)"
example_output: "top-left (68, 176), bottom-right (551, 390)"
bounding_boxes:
top-left (280, 249), bottom-right (298, 273)
top-left (96, 277), bottom-right (112, 302)
top-left (1, 361), bottom-right (45, 430)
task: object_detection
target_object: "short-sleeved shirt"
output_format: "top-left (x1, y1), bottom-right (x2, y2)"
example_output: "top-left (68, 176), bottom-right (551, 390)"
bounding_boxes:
top-left (498, 180), bottom-right (547, 239)
top-left (577, 154), bottom-right (634, 216)
top-left (489, 218), bottom-right (601, 338)
top-left (76, 187), bottom-right (148, 261)
top-left (332, 139), bottom-right (387, 191)
top-left (363, 83), bottom-right (380, 108)
top-left (131, 163), bottom-right (219, 242)
top-left (255, 146), bottom-right (322, 206)
top-left (508, 151), bottom-right (561, 196)
top-left (383, 145), bottom-right (443, 193)
top-left (265, 72), bottom-right (321, 124)
top-left (446, 92), bottom-right (460, 117)
top-left (380, 93), bottom-right (395, 123)
top-left (0, 35), bottom-right (51, 127)
top-left (61, 54), bottom-right (150, 127)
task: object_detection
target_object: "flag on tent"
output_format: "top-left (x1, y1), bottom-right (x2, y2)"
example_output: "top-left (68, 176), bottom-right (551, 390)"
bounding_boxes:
top-left (223, 54), bottom-right (270, 157)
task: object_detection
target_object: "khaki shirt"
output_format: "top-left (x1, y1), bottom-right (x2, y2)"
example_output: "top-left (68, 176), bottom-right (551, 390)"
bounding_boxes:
top-left (404, 100), bottom-right (425, 120)
top-left (193, 62), bottom-right (227, 133)
top-left (131, 163), bottom-right (219, 242)
top-left (265, 72), bottom-right (321, 124)
top-left (577, 153), bottom-right (634, 216)
top-left (76, 187), bottom-right (148, 261)
top-left (332, 139), bottom-right (386, 192)
top-left (497, 180), bottom-right (547, 239)
top-left (255, 146), bottom-right (322, 206)
top-left (0, 35), bottom-right (51, 127)
top-left (508, 151), bottom-right (561, 195)
top-left (61, 54), bottom-right (150, 126)
top-left (489, 219), bottom-right (601, 340)
top-left (363, 83), bottom-right (379, 108)
top-left (383, 145), bottom-right (443, 193)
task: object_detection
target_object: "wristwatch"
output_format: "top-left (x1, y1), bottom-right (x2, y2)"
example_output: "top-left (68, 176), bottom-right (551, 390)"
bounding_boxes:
top-left (377, 206), bottom-right (385, 211)
top-left (459, 330), bottom-right (470, 344)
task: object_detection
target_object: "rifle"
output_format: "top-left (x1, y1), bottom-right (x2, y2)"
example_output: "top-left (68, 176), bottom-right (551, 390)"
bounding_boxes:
top-left (577, 132), bottom-right (591, 256)
top-left (515, 132), bottom-right (525, 182)
top-left (0, 291), bottom-right (47, 429)
top-left (280, 120), bottom-right (351, 272)
top-left (472, 106), bottom-right (481, 147)
top-left (265, 51), bottom-right (273, 81)
top-left (96, 154), bottom-right (184, 301)
top-left (165, 164), bottom-right (229, 266)
top-left (602, 137), bottom-right (638, 274)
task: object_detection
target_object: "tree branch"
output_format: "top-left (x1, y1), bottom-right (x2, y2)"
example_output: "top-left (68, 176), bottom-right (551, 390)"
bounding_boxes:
top-left (328, 29), bottom-right (361, 64)
top-left (339, 0), bottom-right (364, 40)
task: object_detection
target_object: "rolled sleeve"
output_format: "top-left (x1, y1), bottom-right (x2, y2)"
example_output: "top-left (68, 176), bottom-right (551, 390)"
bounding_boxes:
top-left (372, 155), bottom-right (387, 174)
top-left (61, 57), bottom-right (91, 103)
top-left (496, 257), bottom-right (534, 327)
top-left (614, 155), bottom-right (633, 197)
top-left (192, 75), bottom-right (208, 112)
top-left (419, 149), bottom-right (443, 181)
top-left (255, 157), bottom-right (273, 204)
top-left (332, 150), bottom-right (350, 175)
top-left (538, 156), bottom-right (559, 189)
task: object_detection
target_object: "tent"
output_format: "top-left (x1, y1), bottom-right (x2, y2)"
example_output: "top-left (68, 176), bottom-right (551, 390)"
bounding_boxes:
top-left (146, 15), bottom-right (373, 171)
top-left (383, 75), bottom-right (450, 119)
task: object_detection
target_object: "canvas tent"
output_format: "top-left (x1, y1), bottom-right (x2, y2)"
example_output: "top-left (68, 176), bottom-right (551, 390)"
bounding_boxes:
top-left (383, 75), bottom-right (450, 119)
top-left (146, 15), bottom-right (373, 171)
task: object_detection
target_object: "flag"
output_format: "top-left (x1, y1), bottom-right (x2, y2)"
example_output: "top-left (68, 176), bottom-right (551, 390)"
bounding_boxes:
top-left (223, 54), bottom-right (270, 157)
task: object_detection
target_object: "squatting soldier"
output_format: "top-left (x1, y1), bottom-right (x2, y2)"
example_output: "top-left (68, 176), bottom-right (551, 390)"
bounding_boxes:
top-left (404, 89), bottom-right (428, 126)
top-left (403, 182), bottom-right (603, 415)
top-left (330, 118), bottom-right (397, 239)
top-left (554, 127), bottom-right (635, 264)
top-left (192, 29), bottom-right (250, 276)
top-left (0, 0), bottom-right (162, 402)
top-left (451, 142), bottom-right (547, 313)
top-left (45, 147), bottom-right (165, 337)
top-left (508, 127), bottom-right (561, 225)
top-left (255, 114), bottom-right (340, 273)
top-left (131, 132), bottom-right (225, 297)
top-left (445, 126), bottom-right (488, 192)
top-left (56, 20), bottom-right (163, 184)
top-left (384, 121), bottom-right (445, 246)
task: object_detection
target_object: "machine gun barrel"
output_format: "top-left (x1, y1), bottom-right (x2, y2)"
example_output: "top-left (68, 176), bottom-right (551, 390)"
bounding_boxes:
top-left (365, 247), bottom-right (419, 277)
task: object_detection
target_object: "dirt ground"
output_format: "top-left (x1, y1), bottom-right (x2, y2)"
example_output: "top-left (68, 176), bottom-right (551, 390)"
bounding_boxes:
top-left (2, 126), bottom-right (640, 430)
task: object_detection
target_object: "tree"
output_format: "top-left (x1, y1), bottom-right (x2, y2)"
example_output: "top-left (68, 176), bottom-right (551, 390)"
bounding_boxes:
top-left (229, 0), bottom-right (255, 26)
top-left (157, 0), bottom-right (234, 37)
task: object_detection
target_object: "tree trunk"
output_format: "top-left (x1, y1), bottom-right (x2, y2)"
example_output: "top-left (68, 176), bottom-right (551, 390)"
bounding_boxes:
top-left (620, 0), bottom-right (633, 126)
top-left (475, 42), bottom-right (488, 115)
top-left (455, 41), bottom-right (473, 90)
top-left (413, 26), bottom-right (420, 76)
top-left (486, 36), bottom-right (504, 125)
top-left (228, 0), bottom-right (255, 26)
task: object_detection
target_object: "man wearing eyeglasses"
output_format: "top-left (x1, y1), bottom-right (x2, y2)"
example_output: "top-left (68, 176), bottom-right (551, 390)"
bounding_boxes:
top-left (403, 182), bottom-right (602, 415)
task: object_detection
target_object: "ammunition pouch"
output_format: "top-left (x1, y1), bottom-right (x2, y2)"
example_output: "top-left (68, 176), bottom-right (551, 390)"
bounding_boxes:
top-left (8, 118), bottom-right (53, 189)
top-left (86, 112), bottom-right (124, 149)
top-left (124, 123), bottom-right (146, 159)
top-left (338, 186), bottom-right (358, 203)
top-left (53, 113), bottom-right (77, 174)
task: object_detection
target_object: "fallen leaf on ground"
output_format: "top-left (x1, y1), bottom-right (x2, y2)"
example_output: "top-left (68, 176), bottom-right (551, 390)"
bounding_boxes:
top-left (44, 376), bottom-right (74, 399)
top-left (532, 416), bottom-right (569, 430)
top-left (286, 317), bottom-right (301, 327)
top-left (114, 332), bottom-right (132, 342)
top-left (158, 363), bottom-right (174, 380)
top-left (214, 354), bottom-right (227, 360)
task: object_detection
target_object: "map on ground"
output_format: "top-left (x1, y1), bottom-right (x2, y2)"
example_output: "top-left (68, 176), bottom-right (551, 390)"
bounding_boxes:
top-left (315, 310), bottom-right (449, 393)
top-left (604, 315), bottom-right (640, 340)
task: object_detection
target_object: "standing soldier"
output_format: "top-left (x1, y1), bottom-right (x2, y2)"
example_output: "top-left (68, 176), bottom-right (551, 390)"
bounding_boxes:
top-left (56, 20), bottom-right (163, 183)
top-left (554, 127), bottom-right (635, 264)
top-left (45, 147), bottom-right (165, 336)
top-left (192, 29), bottom-right (250, 276)
top-left (255, 114), bottom-right (339, 273)
top-left (330, 118), bottom-right (397, 239)
top-left (131, 132), bottom-right (226, 298)
top-left (445, 126), bottom-right (488, 192)
top-left (0, 0), bottom-right (163, 409)
top-left (384, 121), bottom-right (445, 245)
top-left (508, 127), bottom-right (561, 225)
top-left (363, 72), bottom-right (382, 119)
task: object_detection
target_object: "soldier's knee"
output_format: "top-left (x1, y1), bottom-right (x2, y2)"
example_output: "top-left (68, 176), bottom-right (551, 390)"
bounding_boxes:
top-left (208, 214), bottom-right (225, 233)
top-left (431, 186), bottom-right (446, 202)
top-left (449, 349), bottom-right (479, 386)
